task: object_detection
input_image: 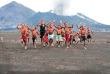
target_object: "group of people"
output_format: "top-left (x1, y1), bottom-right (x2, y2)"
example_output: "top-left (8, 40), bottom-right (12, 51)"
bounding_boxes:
top-left (16, 20), bottom-right (94, 49)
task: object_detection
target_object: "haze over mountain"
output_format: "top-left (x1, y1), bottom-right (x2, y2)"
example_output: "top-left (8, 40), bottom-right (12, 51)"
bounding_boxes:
top-left (0, 1), bottom-right (110, 31)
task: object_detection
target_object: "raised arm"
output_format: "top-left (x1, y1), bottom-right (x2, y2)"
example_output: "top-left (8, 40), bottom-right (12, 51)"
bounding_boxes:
top-left (30, 24), bottom-right (32, 28)
top-left (37, 27), bottom-right (40, 32)
top-left (37, 21), bottom-right (42, 26)
top-left (60, 20), bottom-right (63, 27)
top-left (68, 23), bottom-right (74, 28)
top-left (60, 20), bottom-right (65, 28)
top-left (16, 23), bottom-right (21, 29)
top-left (76, 23), bottom-right (80, 29)
top-left (36, 31), bottom-right (39, 35)
top-left (45, 21), bottom-right (51, 27)
top-left (53, 19), bottom-right (57, 28)
top-left (28, 27), bottom-right (33, 32)
top-left (91, 31), bottom-right (94, 35)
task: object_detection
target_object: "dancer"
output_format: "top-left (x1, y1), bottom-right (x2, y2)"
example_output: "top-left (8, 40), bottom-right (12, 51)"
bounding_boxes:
top-left (80, 25), bottom-right (87, 49)
top-left (37, 20), bottom-right (46, 46)
top-left (61, 21), bottom-right (74, 49)
top-left (87, 27), bottom-right (94, 44)
top-left (29, 26), bottom-right (39, 48)
top-left (16, 23), bottom-right (27, 49)
top-left (46, 21), bottom-right (55, 47)
top-left (54, 19), bottom-right (63, 47)
top-left (25, 25), bottom-right (30, 44)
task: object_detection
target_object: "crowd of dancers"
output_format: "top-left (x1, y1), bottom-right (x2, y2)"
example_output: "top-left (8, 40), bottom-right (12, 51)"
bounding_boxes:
top-left (16, 20), bottom-right (94, 49)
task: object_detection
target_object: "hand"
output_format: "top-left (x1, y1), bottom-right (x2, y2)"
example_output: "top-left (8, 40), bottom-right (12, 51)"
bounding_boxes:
top-left (39, 20), bottom-right (42, 23)
top-left (76, 23), bottom-right (78, 25)
top-left (72, 23), bottom-right (74, 26)
top-left (60, 20), bottom-right (62, 23)
top-left (53, 19), bottom-right (55, 22)
top-left (18, 23), bottom-right (21, 25)
top-left (49, 21), bottom-right (51, 23)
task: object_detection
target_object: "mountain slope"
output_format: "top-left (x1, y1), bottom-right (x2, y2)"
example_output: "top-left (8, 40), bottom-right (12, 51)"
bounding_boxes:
top-left (25, 12), bottom-right (110, 31)
top-left (0, 1), bottom-right (36, 30)
top-left (0, 1), bottom-right (110, 31)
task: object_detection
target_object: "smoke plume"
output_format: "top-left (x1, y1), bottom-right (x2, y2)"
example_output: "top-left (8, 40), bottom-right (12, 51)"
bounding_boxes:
top-left (52, 0), bottom-right (70, 15)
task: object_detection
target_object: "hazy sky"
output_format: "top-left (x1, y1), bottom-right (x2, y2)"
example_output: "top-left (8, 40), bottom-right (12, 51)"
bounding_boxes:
top-left (0, 0), bottom-right (110, 25)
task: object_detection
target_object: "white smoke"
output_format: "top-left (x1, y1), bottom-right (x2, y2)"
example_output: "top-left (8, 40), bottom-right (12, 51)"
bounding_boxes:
top-left (51, 0), bottom-right (70, 15)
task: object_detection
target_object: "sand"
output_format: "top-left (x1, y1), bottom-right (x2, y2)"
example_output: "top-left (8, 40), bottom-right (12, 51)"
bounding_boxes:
top-left (0, 31), bottom-right (110, 74)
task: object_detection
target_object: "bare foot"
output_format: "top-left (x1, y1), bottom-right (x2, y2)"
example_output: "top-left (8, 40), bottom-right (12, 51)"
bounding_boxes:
top-left (52, 44), bottom-right (54, 46)
top-left (58, 45), bottom-right (60, 47)
top-left (35, 46), bottom-right (36, 48)
top-left (66, 46), bottom-right (69, 49)
top-left (25, 46), bottom-right (27, 49)
top-left (22, 44), bottom-right (24, 47)
top-left (43, 44), bottom-right (45, 47)
top-left (70, 45), bottom-right (71, 47)
top-left (47, 44), bottom-right (49, 47)
top-left (84, 47), bottom-right (86, 50)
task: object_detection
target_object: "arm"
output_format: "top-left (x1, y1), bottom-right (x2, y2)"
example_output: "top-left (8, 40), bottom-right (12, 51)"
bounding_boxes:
top-left (91, 31), bottom-right (94, 35)
top-left (85, 30), bottom-right (87, 35)
top-left (53, 19), bottom-right (57, 28)
top-left (37, 21), bottom-right (42, 26)
top-left (45, 21), bottom-right (51, 27)
top-left (16, 23), bottom-right (21, 29)
top-left (60, 20), bottom-right (65, 28)
top-left (75, 33), bottom-right (78, 36)
top-left (36, 31), bottom-right (39, 35)
top-left (37, 27), bottom-right (40, 32)
top-left (60, 20), bottom-right (63, 27)
top-left (30, 24), bottom-right (32, 28)
top-left (68, 23), bottom-right (74, 28)
top-left (63, 21), bottom-right (65, 24)
top-left (28, 27), bottom-right (33, 32)
top-left (54, 29), bottom-right (57, 31)
top-left (76, 23), bottom-right (80, 29)
top-left (53, 28), bottom-right (56, 32)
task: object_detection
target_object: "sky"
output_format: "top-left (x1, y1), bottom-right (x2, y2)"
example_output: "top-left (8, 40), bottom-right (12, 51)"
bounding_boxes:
top-left (0, 0), bottom-right (110, 25)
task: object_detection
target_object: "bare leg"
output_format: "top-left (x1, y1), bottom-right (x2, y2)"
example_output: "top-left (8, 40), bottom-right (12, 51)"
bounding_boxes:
top-left (90, 38), bottom-right (92, 43)
top-left (28, 38), bottom-right (30, 44)
top-left (66, 41), bottom-right (69, 49)
top-left (70, 40), bottom-right (72, 47)
top-left (41, 38), bottom-right (43, 45)
top-left (75, 41), bottom-right (77, 45)
top-left (46, 42), bottom-right (49, 46)
top-left (42, 37), bottom-right (45, 46)
top-left (24, 41), bottom-right (27, 49)
top-left (56, 41), bottom-right (58, 47)
top-left (21, 39), bottom-right (24, 46)
top-left (61, 41), bottom-right (64, 46)
top-left (84, 40), bottom-right (86, 49)
top-left (87, 39), bottom-right (89, 44)
top-left (50, 38), bottom-right (53, 47)
top-left (34, 40), bottom-right (37, 48)
top-left (58, 41), bottom-right (60, 47)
